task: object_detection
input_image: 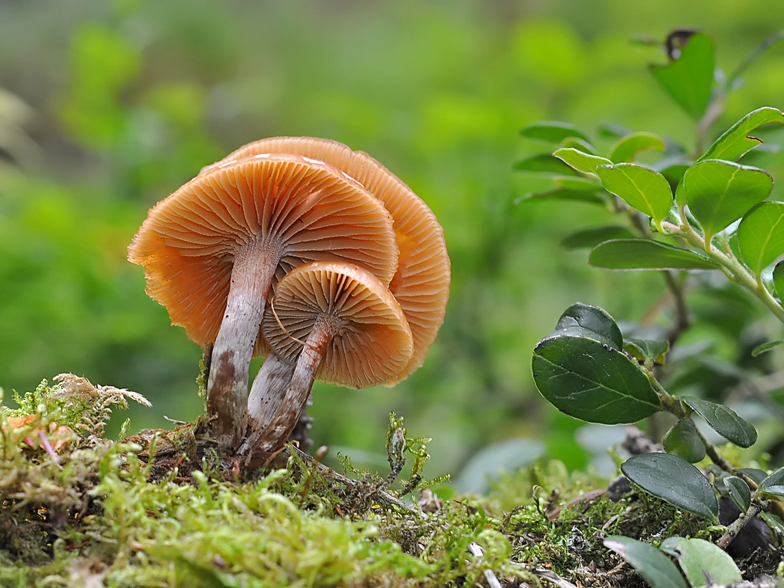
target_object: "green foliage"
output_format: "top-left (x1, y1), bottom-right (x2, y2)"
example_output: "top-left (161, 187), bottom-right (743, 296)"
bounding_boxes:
top-left (604, 536), bottom-right (688, 588)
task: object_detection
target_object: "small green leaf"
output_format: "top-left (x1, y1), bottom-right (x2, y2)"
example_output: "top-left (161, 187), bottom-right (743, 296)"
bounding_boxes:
top-left (738, 468), bottom-right (768, 485)
top-left (682, 396), bottom-right (757, 448)
top-left (560, 226), bottom-right (637, 250)
top-left (608, 132), bottom-right (666, 163)
top-left (604, 536), bottom-right (688, 588)
top-left (725, 476), bottom-right (751, 513)
top-left (663, 418), bottom-right (706, 463)
top-left (621, 453), bottom-right (719, 522)
top-left (683, 160), bottom-right (773, 244)
top-left (554, 147), bottom-right (612, 176)
top-left (553, 175), bottom-right (601, 191)
top-left (738, 201), bottom-right (784, 276)
top-left (659, 536), bottom-right (685, 557)
top-left (560, 137), bottom-right (598, 155)
top-left (518, 189), bottom-right (607, 206)
top-left (514, 154), bottom-right (578, 175)
top-left (674, 538), bottom-right (742, 587)
top-left (649, 32), bottom-right (715, 120)
top-left (699, 107), bottom-right (784, 162)
top-left (624, 338), bottom-right (670, 365)
top-left (554, 303), bottom-right (624, 350)
top-left (654, 157), bottom-right (691, 189)
top-left (597, 164), bottom-right (673, 226)
top-left (774, 260), bottom-right (784, 300)
top-left (532, 334), bottom-right (661, 425)
top-left (590, 239), bottom-right (718, 271)
top-left (759, 513), bottom-right (784, 536)
top-left (751, 340), bottom-right (784, 357)
top-left (520, 120), bottom-right (590, 143)
top-left (759, 466), bottom-right (784, 497)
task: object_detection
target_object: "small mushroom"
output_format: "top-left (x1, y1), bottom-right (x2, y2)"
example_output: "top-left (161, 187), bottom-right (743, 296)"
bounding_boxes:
top-left (128, 154), bottom-right (398, 449)
top-left (204, 137), bottom-right (450, 381)
top-left (240, 260), bottom-right (413, 459)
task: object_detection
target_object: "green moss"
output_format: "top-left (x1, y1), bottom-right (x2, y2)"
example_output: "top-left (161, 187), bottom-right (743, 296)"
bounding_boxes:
top-left (1, 376), bottom-right (780, 587)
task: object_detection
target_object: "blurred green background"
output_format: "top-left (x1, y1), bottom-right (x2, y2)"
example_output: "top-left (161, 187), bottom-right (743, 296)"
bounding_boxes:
top-left (2, 0), bottom-right (784, 482)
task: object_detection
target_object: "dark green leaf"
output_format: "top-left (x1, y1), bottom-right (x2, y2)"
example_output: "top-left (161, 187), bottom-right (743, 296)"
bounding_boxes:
top-left (553, 147), bottom-right (611, 176)
top-left (659, 537), bottom-right (685, 557)
top-left (532, 334), bottom-right (660, 424)
top-left (624, 338), bottom-right (670, 365)
top-left (598, 122), bottom-right (633, 139)
top-left (554, 303), bottom-right (624, 350)
top-left (597, 164), bottom-right (673, 226)
top-left (774, 260), bottom-right (784, 300)
top-left (683, 160), bottom-right (773, 244)
top-left (738, 468), bottom-right (768, 485)
top-left (699, 107), bottom-right (784, 162)
top-left (604, 536), bottom-right (688, 588)
top-left (520, 120), bottom-right (590, 143)
top-left (518, 189), bottom-right (607, 206)
top-left (663, 418), bottom-right (706, 463)
top-left (725, 476), bottom-right (751, 513)
top-left (682, 396), bottom-right (757, 448)
top-left (674, 538), bottom-right (742, 586)
top-left (738, 201), bottom-right (784, 276)
top-left (608, 132), bottom-right (666, 163)
top-left (560, 226), bottom-right (637, 250)
top-left (759, 466), bottom-right (784, 497)
top-left (621, 453), bottom-right (719, 522)
top-left (514, 154), bottom-right (578, 175)
top-left (649, 33), bottom-right (715, 120)
top-left (590, 239), bottom-right (718, 271)
top-left (751, 340), bottom-right (784, 357)
top-left (653, 157), bottom-right (691, 188)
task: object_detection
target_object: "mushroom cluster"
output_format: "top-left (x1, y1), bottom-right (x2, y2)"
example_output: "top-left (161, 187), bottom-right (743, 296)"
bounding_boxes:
top-left (129, 137), bottom-right (450, 462)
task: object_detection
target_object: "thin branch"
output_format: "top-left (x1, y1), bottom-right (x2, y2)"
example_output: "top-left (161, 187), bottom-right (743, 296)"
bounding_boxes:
top-left (716, 500), bottom-right (765, 550)
top-left (728, 29), bottom-right (784, 87)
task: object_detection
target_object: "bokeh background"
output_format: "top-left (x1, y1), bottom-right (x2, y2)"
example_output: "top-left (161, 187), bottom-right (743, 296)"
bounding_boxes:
top-left (2, 0), bottom-right (784, 485)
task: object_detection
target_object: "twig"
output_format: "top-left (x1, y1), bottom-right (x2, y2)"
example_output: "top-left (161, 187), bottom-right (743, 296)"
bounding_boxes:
top-left (717, 500), bottom-right (765, 550)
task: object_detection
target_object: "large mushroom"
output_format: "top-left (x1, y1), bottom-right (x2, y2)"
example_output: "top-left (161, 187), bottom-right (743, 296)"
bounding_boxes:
top-left (239, 260), bottom-right (413, 459)
top-left (128, 154), bottom-right (398, 449)
top-left (203, 137), bottom-right (450, 382)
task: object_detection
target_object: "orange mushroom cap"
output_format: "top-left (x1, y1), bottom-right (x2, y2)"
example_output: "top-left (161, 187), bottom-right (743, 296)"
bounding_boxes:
top-left (262, 260), bottom-right (413, 389)
top-left (203, 137), bottom-right (450, 383)
top-left (128, 153), bottom-right (398, 348)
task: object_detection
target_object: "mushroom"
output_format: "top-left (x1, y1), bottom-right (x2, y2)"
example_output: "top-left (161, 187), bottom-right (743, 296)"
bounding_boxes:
top-left (203, 137), bottom-right (450, 383)
top-left (128, 154), bottom-right (398, 449)
top-left (239, 260), bottom-right (413, 459)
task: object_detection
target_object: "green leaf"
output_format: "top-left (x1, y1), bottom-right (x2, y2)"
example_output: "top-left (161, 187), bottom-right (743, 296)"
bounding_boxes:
top-left (621, 453), bottom-right (719, 522)
top-left (532, 334), bottom-right (661, 424)
top-left (759, 513), bottom-right (784, 537)
top-left (699, 107), bottom-right (784, 162)
top-left (590, 239), bottom-right (718, 271)
top-left (553, 175), bottom-right (601, 191)
top-left (553, 147), bottom-right (612, 176)
top-left (596, 164), bottom-right (673, 226)
top-left (751, 340), bottom-right (784, 357)
top-left (514, 154), bottom-right (578, 175)
top-left (682, 396), bottom-right (757, 448)
top-left (554, 302), bottom-right (624, 350)
top-left (520, 120), bottom-right (590, 143)
top-left (663, 418), bottom-right (706, 463)
top-left (725, 476), bottom-right (751, 513)
top-left (738, 201), bottom-right (784, 276)
top-left (674, 538), bottom-right (742, 587)
top-left (774, 260), bottom-right (784, 300)
top-left (608, 132), bottom-right (666, 163)
top-left (653, 157), bottom-right (691, 189)
top-left (518, 189), bottom-right (607, 206)
top-left (759, 466), bottom-right (784, 497)
top-left (683, 160), bottom-right (773, 244)
top-left (649, 33), bottom-right (715, 120)
top-left (738, 468), bottom-right (768, 485)
top-left (560, 137), bottom-right (598, 155)
top-left (624, 338), bottom-right (670, 366)
top-left (603, 536), bottom-right (688, 588)
top-left (560, 226), bottom-right (637, 250)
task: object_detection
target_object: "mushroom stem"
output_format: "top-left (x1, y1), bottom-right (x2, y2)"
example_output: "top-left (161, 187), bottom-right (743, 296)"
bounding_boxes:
top-left (246, 315), bottom-right (340, 460)
top-left (206, 237), bottom-right (281, 449)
